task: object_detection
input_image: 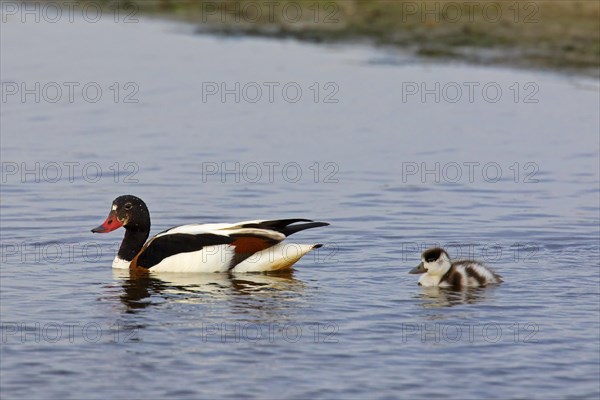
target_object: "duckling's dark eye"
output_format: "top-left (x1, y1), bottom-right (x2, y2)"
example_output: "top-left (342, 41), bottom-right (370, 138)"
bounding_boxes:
top-left (426, 257), bottom-right (436, 263)
top-left (124, 203), bottom-right (132, 210)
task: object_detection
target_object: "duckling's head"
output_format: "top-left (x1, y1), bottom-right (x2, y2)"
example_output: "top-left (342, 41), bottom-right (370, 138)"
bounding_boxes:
top-left (409, 247), bottom-right (451, 276)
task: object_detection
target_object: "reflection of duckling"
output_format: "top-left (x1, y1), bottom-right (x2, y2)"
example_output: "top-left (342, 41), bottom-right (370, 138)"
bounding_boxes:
top-left (416, 286), bottom-right (492, 308)
top-left (409, 248), bottom-right (503, 289)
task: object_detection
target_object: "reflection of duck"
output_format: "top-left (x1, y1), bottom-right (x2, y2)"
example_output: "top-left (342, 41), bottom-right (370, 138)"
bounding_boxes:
top-left (112, 269), bottom-right (304, 311)
top-left (409, 248), bottom-right (503, 289)
top-left (92, 195), bottom-right (328, 273)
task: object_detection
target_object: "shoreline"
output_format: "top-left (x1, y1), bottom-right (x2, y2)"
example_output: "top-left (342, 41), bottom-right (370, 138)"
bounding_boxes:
top-left (191, 24), bottom-right (600, 79)
top-left (123, 0), bottom-right (599, 78)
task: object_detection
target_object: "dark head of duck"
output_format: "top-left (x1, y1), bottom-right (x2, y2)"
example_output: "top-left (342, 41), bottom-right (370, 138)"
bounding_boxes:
top-left (91, 195), bottom-right (151, 261)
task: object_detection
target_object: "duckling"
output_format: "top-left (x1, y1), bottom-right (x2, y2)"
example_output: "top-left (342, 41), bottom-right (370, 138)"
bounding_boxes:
top-left (409, 248), bottom-right (502, 289)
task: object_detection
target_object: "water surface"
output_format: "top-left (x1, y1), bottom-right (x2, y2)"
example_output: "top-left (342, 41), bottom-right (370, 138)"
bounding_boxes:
top-left (1, 14), bottom-right (599, 400)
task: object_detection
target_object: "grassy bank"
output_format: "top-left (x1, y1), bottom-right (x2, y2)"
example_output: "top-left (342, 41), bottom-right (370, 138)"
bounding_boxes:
top-left (104, 0), bottom-right (599, 74)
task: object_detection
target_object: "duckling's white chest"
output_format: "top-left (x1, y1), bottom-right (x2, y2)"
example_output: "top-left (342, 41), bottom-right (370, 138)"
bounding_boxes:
top-left (418, 274), bottom-right (442, 287)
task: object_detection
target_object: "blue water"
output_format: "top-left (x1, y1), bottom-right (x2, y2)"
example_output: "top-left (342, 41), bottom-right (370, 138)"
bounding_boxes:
top-left (1, 12), bottom-right (599, 400)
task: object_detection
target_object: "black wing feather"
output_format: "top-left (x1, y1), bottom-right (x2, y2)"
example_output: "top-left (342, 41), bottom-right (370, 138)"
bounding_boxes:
top-left (240, 219), bottom-right (329, 236)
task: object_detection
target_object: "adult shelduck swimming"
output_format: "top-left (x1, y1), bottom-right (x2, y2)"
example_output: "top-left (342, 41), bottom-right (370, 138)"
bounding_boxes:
top-left (91, 195), bottom-right (329, 273)
top-left (409, 247), bottom-right (503, 289)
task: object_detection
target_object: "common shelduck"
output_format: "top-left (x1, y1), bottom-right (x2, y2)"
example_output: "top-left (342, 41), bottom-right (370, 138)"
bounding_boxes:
top-left (91, 195), bottom-right (329, 273)
top-left (409, 247), bottom-right (503, 289)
